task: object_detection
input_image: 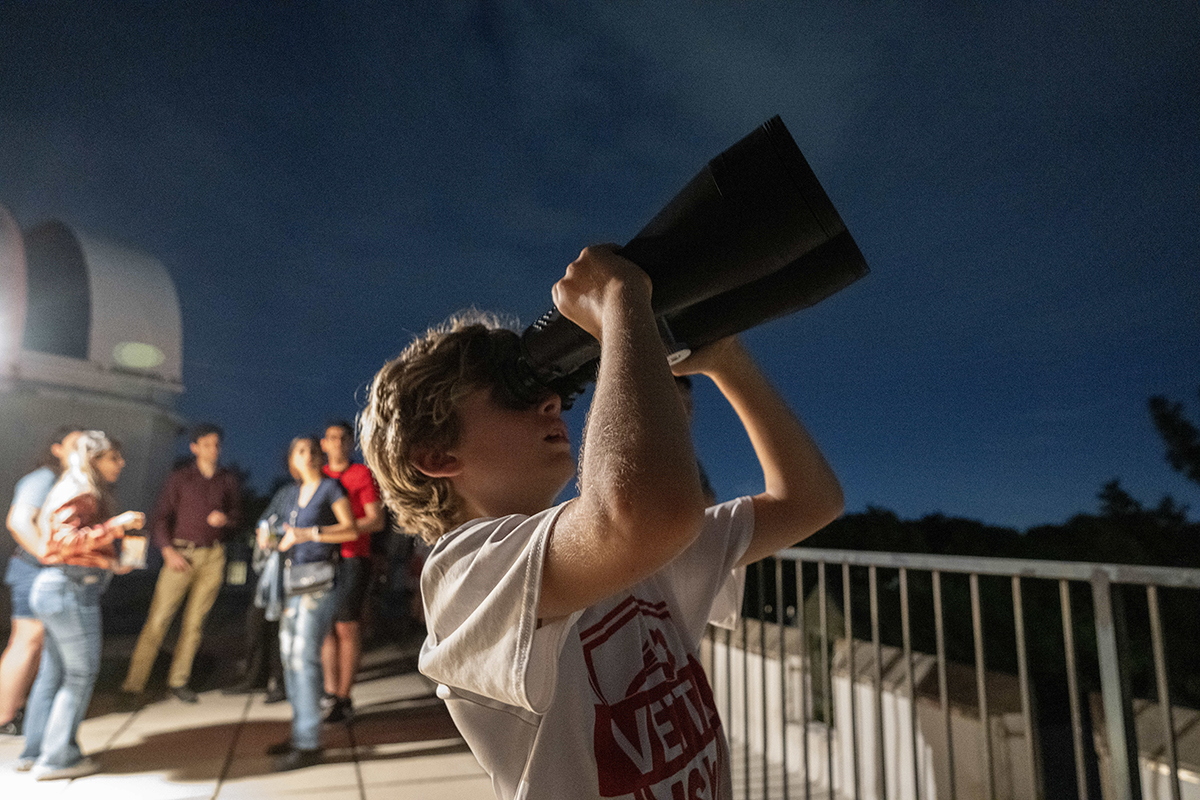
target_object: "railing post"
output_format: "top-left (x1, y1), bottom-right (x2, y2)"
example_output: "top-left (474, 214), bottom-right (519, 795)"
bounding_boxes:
top-left (777, 558), bottom-right (790, 800)
top-left (970, 573), bottom-right (995, 800)
top-left (843, 562), bottom-right (861, 800)
top-left (933, 570), bottom-right (956, 800)
top-left (1091, 571), bottom-right (1142, 800)
top-left (742, 586), bottom-right (751, 800)
top-left (1146, 585), bottom-right (1182, 800)
top-left (901, 567), bottom-right (921, 800)
top-left (869, 565), bottom-right (888, 800)
top-left (759, 559), bottom-right (769, 799)
top-left (724, 625), bottom-right (732, 758)
top-left (1012, 576), bottom-right (1045, 800)
top-left (819, 562), bottom-right (834, 799)
top-left (797, 560), bottom-right (812, 800)
top-left (1060, 580), bottom-right (1090, 800)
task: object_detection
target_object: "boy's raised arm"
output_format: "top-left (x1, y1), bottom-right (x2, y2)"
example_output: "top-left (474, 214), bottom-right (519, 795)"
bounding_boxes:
top-left (676, 337), bottom-right (844, 567)
top-left (538, 246), bottom-right (707, 620)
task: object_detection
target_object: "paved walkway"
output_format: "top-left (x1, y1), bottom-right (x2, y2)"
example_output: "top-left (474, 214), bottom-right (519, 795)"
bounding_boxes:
top-left (0, 643), bottom-right (494, 799)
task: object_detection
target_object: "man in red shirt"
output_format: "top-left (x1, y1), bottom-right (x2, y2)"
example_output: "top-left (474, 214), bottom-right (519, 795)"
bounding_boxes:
top-left (319, 421), bottom-right (384, 722)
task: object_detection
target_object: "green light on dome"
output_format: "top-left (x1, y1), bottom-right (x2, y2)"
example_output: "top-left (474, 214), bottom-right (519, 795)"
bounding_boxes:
top-left (113, 341), bottom-right (165, 370)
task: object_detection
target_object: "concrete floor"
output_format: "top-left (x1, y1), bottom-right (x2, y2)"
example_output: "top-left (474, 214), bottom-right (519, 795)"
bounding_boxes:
top-left (0, 642), bottom-right (494, 799)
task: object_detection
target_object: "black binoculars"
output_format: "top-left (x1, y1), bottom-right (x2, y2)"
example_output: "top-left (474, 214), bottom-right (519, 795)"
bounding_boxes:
top-left (501, 116), bottom-right (869, 407)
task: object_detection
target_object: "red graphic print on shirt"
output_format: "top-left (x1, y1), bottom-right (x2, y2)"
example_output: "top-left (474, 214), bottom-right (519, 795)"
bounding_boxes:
top-left (583, 595), bottom-right (728, 799)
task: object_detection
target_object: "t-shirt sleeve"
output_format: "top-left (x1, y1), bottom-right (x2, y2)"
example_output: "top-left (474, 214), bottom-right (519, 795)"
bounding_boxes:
top-left (418, 504), bottom-right (579, 714)
top-left (12, 469), bottom-right (55, 511)
top-left (351, 464), bottom-right (381, 507)
top-left (656, 495), bottom-right (755, 644)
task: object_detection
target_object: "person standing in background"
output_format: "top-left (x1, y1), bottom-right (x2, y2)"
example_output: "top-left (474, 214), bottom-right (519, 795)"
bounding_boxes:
top-left (120, 423), bottom-right (241, 704)
top-left (19, 432), bottom-right (144, 781)
top-left (1, 427), bottom-right (80, 736)
top-left (318, 420), bottom-right (384, 723)
top-left (223, 479), bottom-right (290, 703)
top-left (266, 435), bottom-right (358, 771)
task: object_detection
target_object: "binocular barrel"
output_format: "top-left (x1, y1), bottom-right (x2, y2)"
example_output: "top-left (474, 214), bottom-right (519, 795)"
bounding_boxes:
top-left (516, 116), bottom-right (869, 404)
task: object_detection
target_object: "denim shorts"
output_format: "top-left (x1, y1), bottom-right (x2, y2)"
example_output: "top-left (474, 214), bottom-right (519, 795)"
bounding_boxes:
top-left (5, 554), bottom-right (44, 619)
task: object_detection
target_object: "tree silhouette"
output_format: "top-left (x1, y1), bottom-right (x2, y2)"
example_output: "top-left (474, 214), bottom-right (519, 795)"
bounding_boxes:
top-left (1149, 388), bottom-right (1200, 487)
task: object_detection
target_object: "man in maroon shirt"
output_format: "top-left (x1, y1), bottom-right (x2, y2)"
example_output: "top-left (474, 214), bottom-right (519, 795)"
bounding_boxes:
top-left (319, 421), bottom-right (384, 722)
top-left (121, 424), bottom-right (241, 703)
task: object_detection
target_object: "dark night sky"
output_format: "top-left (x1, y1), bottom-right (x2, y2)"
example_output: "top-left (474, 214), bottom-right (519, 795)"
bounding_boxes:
top-left (2, 2), bottom-right (1197, 530)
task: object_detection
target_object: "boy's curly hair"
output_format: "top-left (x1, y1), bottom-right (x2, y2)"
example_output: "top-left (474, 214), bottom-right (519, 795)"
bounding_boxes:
top-left (358, 310), bottom-right (523, 544)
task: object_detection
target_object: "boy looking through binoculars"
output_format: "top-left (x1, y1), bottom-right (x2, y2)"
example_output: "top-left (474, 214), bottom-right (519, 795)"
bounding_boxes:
top-left (360, 245), bottom-right (843, 799)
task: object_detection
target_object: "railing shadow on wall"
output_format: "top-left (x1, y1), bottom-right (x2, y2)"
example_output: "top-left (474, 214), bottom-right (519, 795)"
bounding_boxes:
top-left (702, 548), bottom-right (1200, 800)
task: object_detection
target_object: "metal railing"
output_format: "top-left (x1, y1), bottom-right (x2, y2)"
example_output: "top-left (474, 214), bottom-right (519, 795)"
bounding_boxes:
top-left (703, 548), bottom-right (1200, 800)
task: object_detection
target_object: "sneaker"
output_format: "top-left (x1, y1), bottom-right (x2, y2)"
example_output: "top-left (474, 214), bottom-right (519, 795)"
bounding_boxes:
top-left (34, 757), bottom-right (101, 781)
top-left (264, 684), bottom-right (287, 704)
top-left (16, 757), bottom-right (35, 772)
top-left (324, 696), bottom-right (353, 724)
top-left (319, 692), bottom-right (336, 710)
top-left (273, 748), bottom-right (322, 772)
top-left (0, 708), bottom-right (22, 736)
top-left (265, 740), bottom-right (293, 756)
top-left (170, 686), bottom-right (199, 704)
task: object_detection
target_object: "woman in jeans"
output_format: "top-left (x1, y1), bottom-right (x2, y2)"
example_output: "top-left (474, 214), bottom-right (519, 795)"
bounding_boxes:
top-left (1, 426), bottom-right (80, 737)
top-left (19, 431), bottom-right (144, 781)
top-left (267, 435), bottom-right (356, 772)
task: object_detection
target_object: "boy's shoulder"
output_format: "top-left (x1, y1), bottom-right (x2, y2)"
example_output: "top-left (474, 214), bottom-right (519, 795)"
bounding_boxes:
top-left (428, 505), bottom-right (566, 573)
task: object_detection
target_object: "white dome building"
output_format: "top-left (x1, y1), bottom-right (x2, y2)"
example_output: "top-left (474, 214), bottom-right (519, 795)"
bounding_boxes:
top-left (0, 202), bottom-right (186, 526)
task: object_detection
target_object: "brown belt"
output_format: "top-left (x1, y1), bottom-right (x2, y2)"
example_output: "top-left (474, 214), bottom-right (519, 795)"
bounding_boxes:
top-left (171, 540), bottom-right (218, 554)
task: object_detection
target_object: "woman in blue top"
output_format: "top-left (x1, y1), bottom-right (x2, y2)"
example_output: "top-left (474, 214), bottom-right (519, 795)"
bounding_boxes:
top-left (268, 435), bottom-right (356, 771)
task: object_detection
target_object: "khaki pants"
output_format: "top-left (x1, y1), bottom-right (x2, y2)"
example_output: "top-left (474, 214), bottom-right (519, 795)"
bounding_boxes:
top-left (122, 543), bottom-right (225, 692)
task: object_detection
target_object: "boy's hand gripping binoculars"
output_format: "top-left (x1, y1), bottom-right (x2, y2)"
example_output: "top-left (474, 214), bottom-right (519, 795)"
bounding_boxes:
top-left (502, 116), bottom-right (870, 407)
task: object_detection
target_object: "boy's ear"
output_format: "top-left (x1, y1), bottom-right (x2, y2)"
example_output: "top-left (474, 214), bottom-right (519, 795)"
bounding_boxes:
top-left (411, 446), bottom-right (462, 478)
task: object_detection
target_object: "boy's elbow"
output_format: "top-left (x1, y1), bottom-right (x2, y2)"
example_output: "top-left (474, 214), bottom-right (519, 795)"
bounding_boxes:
top-left (816, 479), bottom-right (846, 528)
top-left (780, 477), bottom-right (844, 537)
top-left (821, 494), bottom-right (845, 530)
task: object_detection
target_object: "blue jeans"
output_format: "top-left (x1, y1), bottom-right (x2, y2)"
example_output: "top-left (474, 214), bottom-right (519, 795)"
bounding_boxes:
top-left (5, 553), bottom-right (43, 619)
top-left (279, 587), bottom-right (338, 750)
top-left (20, 566), bottom-right (109, 770)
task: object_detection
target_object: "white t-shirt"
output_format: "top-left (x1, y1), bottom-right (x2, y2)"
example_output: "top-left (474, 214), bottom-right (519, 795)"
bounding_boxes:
top-left (419, 496), bottom-right (754, 800)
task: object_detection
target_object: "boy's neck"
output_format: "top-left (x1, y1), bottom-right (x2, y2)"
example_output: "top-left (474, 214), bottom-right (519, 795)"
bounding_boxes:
top-left (455, 486), bottom-right (558, 524)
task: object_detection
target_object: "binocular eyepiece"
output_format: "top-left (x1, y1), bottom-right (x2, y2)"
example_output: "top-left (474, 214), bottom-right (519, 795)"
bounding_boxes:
top-left (504, 116), bottom-right (870, 409)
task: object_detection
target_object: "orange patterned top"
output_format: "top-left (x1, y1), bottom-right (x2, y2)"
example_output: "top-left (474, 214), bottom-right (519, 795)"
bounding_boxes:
top-left (40, 493), bottom-right (123, 569)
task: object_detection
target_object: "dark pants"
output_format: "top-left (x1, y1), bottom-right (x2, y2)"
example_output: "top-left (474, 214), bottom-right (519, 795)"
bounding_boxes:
top-left (240, 603), bottom-right (282, 688)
